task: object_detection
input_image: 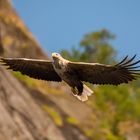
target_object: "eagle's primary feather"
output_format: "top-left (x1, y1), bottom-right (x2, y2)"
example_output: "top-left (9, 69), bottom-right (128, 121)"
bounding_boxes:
top-left (0, 58), bottom-right (62, 81)
top-left (67, 54), bottom-right (140, 85)
top-left (0, 53), bottom-right (140, 101)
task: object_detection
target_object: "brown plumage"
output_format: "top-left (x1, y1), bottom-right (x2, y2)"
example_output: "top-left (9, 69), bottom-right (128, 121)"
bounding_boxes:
top-left (0, 58), bottom-right (62, 81)
top-left (68, 54), bottom-right (140, 85)
top-left (0, 53), bottom-right (140, 101)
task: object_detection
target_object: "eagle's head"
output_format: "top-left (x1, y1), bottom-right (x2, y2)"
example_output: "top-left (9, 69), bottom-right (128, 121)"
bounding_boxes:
top-left (52, 52), bottom-right (62, 60)
top-left (52, 52), bottom-right (69, 65)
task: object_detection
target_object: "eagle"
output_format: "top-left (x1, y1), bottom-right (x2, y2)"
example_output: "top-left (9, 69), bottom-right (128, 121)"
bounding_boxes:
top-left (0, 53), bottom-right (140, 101)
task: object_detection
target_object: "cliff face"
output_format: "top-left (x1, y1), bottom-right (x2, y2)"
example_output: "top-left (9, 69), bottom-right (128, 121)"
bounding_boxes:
top-left (0, 0), bottom-right (91, 140)
top-left (0, 0), bottom-right (46, 58)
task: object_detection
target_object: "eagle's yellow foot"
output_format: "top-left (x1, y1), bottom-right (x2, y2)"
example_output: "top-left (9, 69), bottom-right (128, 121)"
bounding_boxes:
top-left (71, 87), bottom-right (79, 95)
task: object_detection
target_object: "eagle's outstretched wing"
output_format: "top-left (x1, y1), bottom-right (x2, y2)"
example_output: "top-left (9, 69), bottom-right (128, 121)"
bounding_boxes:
top-left (68, 55), bottom-right (140, 85)
top-left (0, 58), bottom-right (62, 81)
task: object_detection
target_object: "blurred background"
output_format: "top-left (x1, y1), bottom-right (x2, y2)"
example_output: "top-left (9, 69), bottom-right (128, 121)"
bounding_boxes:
top-left (0, 0), bottom-right (140, 140)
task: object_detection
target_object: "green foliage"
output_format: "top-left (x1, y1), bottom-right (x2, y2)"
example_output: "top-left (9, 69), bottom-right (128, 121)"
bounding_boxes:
top-left (60, 29), bottom-right (140, 140)
top-left (66, 117), bottom-right (79, 125)
top-left (61, 47), bottom-right (82, 61)
top-left (80, 29), bottom-right (116, 63)
top-left (13, 71), bottom-right (37, 87)
top-left (42, 105), bottom-right (63, 126)
top-left (61, 29), bottom-right (116, 63)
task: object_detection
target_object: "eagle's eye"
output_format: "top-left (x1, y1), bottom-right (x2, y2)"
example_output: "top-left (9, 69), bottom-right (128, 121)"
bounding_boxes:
top-left (56, 53), bottom-right (60, 57)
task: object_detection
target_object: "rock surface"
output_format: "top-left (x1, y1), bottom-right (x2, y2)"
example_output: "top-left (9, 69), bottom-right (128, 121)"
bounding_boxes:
top-left (0, 0), bottom-right (91, 140)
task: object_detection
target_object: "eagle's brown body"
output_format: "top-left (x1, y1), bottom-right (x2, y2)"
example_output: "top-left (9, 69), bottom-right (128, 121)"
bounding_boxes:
top-left (52, 54), bottom-right (84, 95)
top-left (0, 53), bottom-right (140, 101)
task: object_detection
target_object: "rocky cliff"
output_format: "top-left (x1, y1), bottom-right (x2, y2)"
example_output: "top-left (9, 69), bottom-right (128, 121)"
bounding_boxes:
top-left (0, 0), bottom-right (92, 140)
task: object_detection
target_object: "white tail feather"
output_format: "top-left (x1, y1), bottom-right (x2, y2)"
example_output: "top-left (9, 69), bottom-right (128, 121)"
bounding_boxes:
top-left (74, 84), bottom-right (93, 102)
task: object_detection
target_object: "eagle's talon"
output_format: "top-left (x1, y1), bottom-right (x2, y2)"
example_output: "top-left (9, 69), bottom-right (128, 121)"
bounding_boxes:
top-left (71, 87), bottom-right (79, 95)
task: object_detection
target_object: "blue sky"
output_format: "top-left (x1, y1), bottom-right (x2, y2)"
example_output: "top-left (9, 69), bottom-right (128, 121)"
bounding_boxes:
top-left (12, 0), bottom-right (140, 58)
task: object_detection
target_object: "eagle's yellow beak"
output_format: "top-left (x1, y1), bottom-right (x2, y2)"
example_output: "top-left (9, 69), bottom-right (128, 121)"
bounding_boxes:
top-left (52, 53), bottom-right (56, 57)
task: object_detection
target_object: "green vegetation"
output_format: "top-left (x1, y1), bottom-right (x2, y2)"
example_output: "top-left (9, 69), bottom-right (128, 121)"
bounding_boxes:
top-left (61, 29), bottom-right (116, 63)
top-left (42, 105), bottom-right (63, 127)
top-left (66, 117), bottom-right (79, 125)
top-left (61, 29), bottom-right (140, 140)
top-left (13, 71), bottom-right (37, 87)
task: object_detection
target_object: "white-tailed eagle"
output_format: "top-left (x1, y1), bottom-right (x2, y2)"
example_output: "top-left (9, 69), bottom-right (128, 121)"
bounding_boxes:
top-left (0, 53), bottom-right (140, 101)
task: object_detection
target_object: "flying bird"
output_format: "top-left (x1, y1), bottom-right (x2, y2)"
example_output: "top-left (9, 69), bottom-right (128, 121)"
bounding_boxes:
top-left (0, 53), bottom-right (140, 101)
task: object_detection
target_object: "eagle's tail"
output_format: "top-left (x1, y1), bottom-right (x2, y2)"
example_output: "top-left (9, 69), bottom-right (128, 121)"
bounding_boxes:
top-left (73, 84), bottom-right (93, 102)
